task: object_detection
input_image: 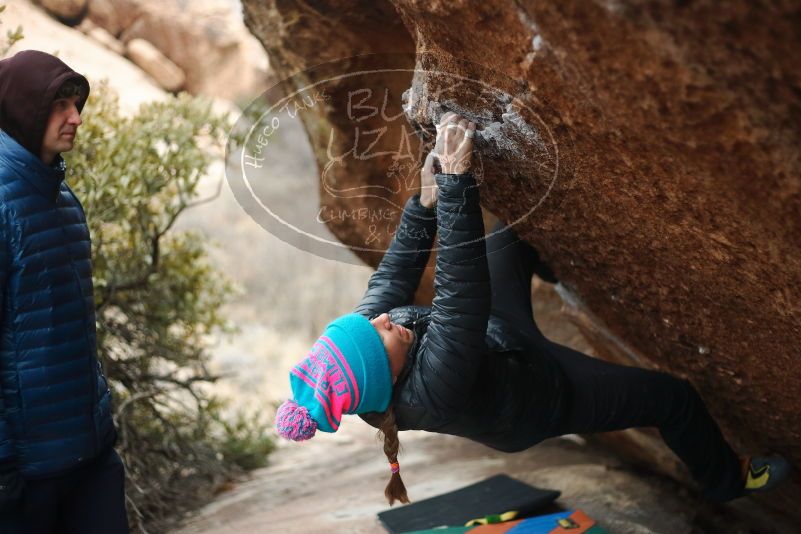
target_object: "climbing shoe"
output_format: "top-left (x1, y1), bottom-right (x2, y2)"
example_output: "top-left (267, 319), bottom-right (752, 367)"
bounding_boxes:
top-left (740, 456), bottom-right (792, 495)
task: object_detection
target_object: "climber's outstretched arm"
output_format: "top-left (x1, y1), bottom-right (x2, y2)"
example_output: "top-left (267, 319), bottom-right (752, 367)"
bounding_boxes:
top-left (354, 152), bottom-right (439, 318)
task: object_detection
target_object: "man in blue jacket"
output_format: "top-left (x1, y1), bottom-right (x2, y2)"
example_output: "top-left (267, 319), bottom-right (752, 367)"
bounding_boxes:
top-left (0, 50), bottom-right (128, 533)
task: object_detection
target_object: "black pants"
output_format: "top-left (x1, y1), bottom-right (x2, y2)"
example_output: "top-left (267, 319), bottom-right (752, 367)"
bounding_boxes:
top-left (0, 447), bottom-right (130, 533)
top-left (485, 223), bottom-right (744, 502)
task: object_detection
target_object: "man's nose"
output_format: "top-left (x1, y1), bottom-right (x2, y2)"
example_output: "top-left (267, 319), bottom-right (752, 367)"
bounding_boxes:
top-left (68, 104), bottom-right (82, 125)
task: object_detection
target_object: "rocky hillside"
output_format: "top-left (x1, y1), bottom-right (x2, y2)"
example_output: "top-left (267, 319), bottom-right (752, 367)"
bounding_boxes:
top-left (28, 0), bottom-right (269, 101)
top-left (240, 0), bottom-right (801, 521)
top-left (3, 0), bottom-right (165, 112)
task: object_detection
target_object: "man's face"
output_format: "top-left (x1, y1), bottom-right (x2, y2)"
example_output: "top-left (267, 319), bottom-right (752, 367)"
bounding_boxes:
top-left (370, 313), bottom-right (414, 382)
top-left (40, 95), bottom-right (82, 160)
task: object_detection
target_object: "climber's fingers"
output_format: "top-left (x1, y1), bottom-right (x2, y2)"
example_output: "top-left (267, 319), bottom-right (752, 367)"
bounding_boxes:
top-left (434, 113), bottom-right (455, 162)
top-left (419, 151), bottom-right (440, 208)
top-left (447, 119), bottom-right (474, 173)
top-left (421, 151), bottom-right (437, 188)
top-left (436, 111), bottom-right (457, 130)
top-left (442, 116), bottom-right (463, 152)
top-left (452, 121), bottom-right (476, 174)
top-left (434, 113), bottom-right (474, 174)
top-left (433, 112), bottom-right (455, 157)
top-left (457, 121), bottom-right (475, 152)
top-left (456, 118), bottom-right (470, 145)
top-left (423, 150), bottom-right (436, 172)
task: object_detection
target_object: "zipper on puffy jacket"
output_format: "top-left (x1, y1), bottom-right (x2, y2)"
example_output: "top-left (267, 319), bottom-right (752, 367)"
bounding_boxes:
top-left (55, 192), bottom-right (99, 460)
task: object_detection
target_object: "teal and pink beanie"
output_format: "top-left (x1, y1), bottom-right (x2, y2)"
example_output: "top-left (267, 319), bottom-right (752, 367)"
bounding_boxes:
top-left (276, 313), bottom-right (392, 441)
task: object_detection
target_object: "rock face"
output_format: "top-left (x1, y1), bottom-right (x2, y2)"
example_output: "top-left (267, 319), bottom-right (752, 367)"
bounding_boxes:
top-left (241, 0), bottom-right (801, 519)
top-left (125, 37), bottom-right (185, 92)
top-left (86, 0), bottom-right (268, 100)
top-left (3, 0), bottom-right (167, 114)
top-left (77, 19), bottom-right (125, 55)
top-left (36, 0), bottom-right (88, 23)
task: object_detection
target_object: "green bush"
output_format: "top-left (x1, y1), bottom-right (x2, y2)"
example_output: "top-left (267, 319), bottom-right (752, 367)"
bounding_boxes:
top-left (215, 408), bottom-right (276, 472)
top-left (66, 82), bottom-right (275, 533)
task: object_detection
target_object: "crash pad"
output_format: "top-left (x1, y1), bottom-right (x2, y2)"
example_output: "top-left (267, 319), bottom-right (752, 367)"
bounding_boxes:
top-left (377, 474), bottom-right (561, 534)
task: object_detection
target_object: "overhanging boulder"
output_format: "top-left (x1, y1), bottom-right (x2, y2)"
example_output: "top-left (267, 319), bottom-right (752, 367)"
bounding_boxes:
top-left (241, 0), bottom-right (801, 518)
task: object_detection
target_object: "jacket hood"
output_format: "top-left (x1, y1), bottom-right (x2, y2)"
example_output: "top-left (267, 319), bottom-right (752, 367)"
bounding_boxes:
top-left (0, 50), bottom-right (90, 159)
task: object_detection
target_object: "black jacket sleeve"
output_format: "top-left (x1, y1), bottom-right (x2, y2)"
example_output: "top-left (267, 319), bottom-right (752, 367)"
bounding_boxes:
top-left (412, 172), bottom-right (490, 413)
top-left (354, 194), bottom-right (437, 319)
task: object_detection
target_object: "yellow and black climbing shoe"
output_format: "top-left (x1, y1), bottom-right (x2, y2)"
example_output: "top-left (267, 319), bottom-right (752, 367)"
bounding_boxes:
top-left (741, 456), bottom-right (792, 494)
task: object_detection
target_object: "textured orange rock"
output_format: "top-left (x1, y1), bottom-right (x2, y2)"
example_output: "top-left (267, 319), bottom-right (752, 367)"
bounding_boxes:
top-left (242, 0), bottom-right (801, 516)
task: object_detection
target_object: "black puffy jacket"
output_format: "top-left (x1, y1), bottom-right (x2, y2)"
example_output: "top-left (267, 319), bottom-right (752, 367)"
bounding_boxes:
top-left (357, 172), bottom-right (568, 452)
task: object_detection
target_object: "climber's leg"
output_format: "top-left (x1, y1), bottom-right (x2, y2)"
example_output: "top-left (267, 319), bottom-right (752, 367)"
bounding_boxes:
top-left (486, 221), bottom-right (557, 333)
top-left (544, 339), bottom-right (744, 502)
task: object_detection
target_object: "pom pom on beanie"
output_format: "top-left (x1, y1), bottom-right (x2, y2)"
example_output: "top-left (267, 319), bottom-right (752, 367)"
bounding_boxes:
top-left (283, 313), bottom-right (392, 436)
top-left (275, 399), bottom-right (317, 441)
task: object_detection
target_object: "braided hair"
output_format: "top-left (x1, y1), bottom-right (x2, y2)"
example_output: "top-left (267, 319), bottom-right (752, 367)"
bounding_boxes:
top-left (377, 406), bottom-right (409, 505)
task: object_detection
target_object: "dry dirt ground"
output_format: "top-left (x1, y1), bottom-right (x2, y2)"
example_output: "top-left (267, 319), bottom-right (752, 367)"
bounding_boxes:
top-left (175, 419), bottom-right (777, 534)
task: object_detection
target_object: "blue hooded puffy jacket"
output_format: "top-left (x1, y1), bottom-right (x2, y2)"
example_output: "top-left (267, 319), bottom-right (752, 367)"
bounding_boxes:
top-left (0, 50), bottom-right (116, 479)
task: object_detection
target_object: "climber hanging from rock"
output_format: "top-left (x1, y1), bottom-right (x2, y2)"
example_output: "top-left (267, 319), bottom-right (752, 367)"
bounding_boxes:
top-left (274, 111), bottom-right (791, 505)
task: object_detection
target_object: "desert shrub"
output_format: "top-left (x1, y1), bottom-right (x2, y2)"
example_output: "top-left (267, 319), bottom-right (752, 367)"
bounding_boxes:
top-left (214, 408), bottom-right (275, 472)
top-left (67, 82), bottom-right (274, 533)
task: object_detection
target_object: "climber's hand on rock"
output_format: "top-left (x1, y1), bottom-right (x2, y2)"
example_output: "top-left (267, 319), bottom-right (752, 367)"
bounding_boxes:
top-left (419, 151), bottom-right (438, 208)
top-left (434, 112), bottom-right (475, 175)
